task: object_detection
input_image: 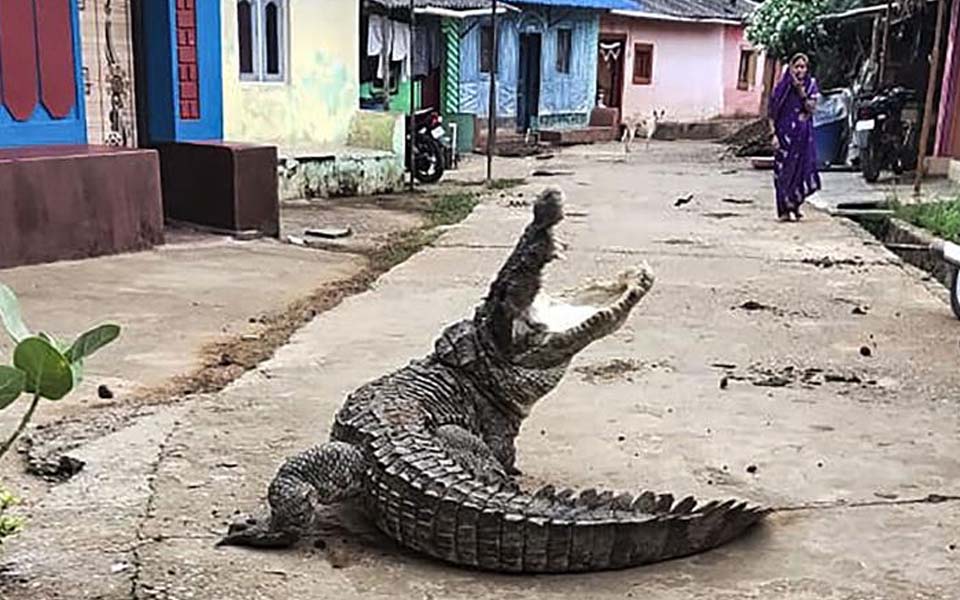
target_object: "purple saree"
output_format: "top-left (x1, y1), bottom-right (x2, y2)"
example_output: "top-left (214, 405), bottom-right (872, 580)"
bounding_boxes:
top-left (768, 68), bottom-right (821, 219)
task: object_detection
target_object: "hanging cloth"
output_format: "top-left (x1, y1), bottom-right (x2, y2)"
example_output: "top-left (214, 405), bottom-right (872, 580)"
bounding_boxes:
top-left (413, 24), bottom-right (431, 77)
top-left (370, 16), bottom-right (394, 79)
top-left (367, 15), bottom-right (384, 56)
top-left (599, 41), bottom-right (621, 64)
top-left (391, 20), bottom-right (411, 79)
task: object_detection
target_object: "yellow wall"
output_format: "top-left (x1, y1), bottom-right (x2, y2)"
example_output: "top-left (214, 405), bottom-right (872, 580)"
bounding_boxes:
top-left (221, 0), bottom-right (359, 149)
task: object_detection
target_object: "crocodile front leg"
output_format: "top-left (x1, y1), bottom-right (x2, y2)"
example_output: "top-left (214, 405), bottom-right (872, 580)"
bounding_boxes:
top-left (219, 441), bottom-right (366, 548)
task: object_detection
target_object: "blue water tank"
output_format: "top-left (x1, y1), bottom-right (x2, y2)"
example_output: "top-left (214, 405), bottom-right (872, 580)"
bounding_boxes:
top-left (814, 119), bottom-right (844, 168)
top-left (813, 91), bottom-right (850, 168)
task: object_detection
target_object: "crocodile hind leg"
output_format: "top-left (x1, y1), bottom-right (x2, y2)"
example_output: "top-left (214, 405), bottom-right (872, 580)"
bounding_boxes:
top-left (435, 425), bottom-right (518, 489)
top-left (218, 441), bottom-right (365, 548)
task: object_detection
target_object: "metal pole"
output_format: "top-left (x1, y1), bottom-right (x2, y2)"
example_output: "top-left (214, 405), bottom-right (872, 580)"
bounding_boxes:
top-left (409, 0), bottom-right (417, 189)
top-left (486, 0), bottom-right (498, 182)
top-left (914, 0), bottom-right (948, 195)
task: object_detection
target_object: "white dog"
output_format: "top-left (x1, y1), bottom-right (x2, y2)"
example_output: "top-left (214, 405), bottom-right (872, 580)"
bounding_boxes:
top-left (621, 109), bottom-right (665, 153)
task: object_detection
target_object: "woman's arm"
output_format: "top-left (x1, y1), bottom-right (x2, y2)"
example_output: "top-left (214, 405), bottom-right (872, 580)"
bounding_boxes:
top-left (802, 78), bottom-right (820, 114)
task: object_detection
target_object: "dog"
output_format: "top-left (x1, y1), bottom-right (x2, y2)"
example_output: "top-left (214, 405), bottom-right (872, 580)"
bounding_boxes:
top-left (621, 109), bottom-right (665, 153)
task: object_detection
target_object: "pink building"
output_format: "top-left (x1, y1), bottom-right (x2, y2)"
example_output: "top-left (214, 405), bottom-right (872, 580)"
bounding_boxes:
top-left (597, 0), bottom-right (763, 123)
top-left (933, 0), bottom-right (960, 180)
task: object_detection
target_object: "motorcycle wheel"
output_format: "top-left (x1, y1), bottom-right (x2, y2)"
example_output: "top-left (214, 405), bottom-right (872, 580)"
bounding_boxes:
top-left (892, 157), bottom-right (904, 175)
top-left (414, 138), bottom-right (445, 184)
top-left (861, 144), bottom-right (881, 183)
top-left (950, 267), bottom-right (960, 320)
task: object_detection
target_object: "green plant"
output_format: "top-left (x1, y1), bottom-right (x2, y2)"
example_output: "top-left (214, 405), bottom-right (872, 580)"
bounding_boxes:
top-left (486, 178), bottom-right (526, 191)
top-left (426, 192), bottom-right (479, 227)
top-left (746, 0), bottom-right (830, 60)
top-left (0, 283), bottom-right (121, 461)
top-left (0, 486), bottom-right (22, 543)
top-left (894, 198), bottom-right (960, 243)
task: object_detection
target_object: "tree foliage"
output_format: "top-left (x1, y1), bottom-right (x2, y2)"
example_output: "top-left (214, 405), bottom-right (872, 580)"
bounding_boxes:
top-left (747, 0), bottom-right (934, 62)
top-left (746, 0), bottom-right (831, 60)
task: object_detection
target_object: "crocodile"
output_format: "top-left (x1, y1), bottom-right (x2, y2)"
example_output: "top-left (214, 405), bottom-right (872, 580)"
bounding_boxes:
top-left (219, 187), bottom-right (769, 572)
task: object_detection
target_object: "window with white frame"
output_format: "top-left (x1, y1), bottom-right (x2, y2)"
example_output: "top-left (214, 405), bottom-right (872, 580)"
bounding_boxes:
top-left (237, 0), bottom-right (287, 82)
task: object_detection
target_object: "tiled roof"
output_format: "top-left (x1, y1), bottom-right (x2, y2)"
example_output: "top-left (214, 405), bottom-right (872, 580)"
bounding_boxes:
top-left (630, 0), bottom-right (757, 20)
top-left (512, 0), bottom-right (644, 9)
top-left (371, 0), bottom-right (496, 9)
top-left (372, 0), bottom-right (643, 9)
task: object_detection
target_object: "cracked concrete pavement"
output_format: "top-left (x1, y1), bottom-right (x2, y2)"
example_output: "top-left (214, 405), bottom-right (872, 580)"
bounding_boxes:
top-left (2, 142), bottom-right (959, 599)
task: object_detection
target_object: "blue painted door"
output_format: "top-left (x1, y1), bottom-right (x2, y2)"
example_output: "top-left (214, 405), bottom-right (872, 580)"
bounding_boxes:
top-left (0, 0), bottom-right (87, 148)
top-left (137, 0), bottom-right (222, 144)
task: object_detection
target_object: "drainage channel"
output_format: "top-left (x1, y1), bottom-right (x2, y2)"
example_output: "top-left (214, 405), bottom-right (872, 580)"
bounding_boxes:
top-left (836, 200), bottom-right (957, 290)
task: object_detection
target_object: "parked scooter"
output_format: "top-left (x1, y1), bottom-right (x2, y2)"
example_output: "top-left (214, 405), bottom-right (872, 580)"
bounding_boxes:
top-left (408, 108), bottom-right (448, 184)
top-left (853, 86), bottom-right (919, 183)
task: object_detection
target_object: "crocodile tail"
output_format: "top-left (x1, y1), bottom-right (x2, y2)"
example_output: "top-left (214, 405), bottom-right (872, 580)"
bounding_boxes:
top-left (364, 431), bottom-right (769, 573)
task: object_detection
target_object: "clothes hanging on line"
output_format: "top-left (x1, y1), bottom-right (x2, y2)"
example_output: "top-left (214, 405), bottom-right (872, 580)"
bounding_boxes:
top-left (368, 14), bottom-right (385, 57)
top-left (412, 21), bottom-right (442, 77)
top-left (367, 16), bottom-right (416, 80)
top-left (391, 21), bottom-right (411, 79)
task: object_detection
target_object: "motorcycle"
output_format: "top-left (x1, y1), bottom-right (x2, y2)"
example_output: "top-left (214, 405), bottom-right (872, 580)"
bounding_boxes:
top-left (408, 108), bottom-right (448, 184)
top-left (853, 86), bottom-right (919, 183)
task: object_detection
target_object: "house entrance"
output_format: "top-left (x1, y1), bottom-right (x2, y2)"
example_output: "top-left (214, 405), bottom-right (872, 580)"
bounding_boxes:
top-left (517, 32), bottom-right (541, 133)
top-left (597, 35), bottom-right (625, 111)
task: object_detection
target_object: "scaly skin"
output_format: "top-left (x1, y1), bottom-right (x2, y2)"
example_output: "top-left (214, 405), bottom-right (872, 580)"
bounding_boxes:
top-left (219, 187), bottom-right (769, 572)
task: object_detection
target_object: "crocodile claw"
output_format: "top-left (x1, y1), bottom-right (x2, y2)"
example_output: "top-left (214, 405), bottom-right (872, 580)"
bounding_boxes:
top-left (216, 513), bottom-right (299, 549)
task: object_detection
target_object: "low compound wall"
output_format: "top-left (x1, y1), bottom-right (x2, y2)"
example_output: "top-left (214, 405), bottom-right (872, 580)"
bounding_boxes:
top-left (278, 110), bottom-right (406, 200)
top-left (0, 146), bottom-right (164, 268)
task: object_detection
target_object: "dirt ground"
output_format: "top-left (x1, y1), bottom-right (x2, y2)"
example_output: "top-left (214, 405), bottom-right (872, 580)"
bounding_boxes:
top-left (2, 142), bottom-right (960, 599)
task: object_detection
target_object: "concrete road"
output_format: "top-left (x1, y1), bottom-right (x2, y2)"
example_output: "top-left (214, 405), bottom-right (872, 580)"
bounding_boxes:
top-left (3, 142), bottom-right (959, 599)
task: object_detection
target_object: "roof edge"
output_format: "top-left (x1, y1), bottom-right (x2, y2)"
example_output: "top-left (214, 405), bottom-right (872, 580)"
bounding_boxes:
top-left (609, 9), bottom-right (744, 25)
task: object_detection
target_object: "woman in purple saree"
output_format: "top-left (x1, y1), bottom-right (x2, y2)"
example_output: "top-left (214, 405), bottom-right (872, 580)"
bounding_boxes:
top-left (768, 53), bottom-right (821, 222)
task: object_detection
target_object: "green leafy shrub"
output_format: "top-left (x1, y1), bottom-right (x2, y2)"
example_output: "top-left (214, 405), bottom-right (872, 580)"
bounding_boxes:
top-left (0, 283), bottom-right (121, 460)
top-left (746, 0), bottom-right (830, 60)
top-left (894, 199), bottom-right (960, 243)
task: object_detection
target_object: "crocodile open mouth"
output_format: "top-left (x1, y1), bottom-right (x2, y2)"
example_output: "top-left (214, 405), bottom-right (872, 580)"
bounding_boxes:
top-left (529, 269), bottom-right (650, 332)
top-left (477, 186), bottom-right (654, 368)
top-left (510, 203), bottom-right (654, 368)
top-left (513, 267), bottom-right (653, 368)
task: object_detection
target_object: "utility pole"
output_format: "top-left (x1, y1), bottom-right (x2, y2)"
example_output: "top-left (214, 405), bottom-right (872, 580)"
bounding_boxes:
top-left (486, 0), bottom-right (498, 182)
top-left (915, 0), bottom-right (948, 195)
